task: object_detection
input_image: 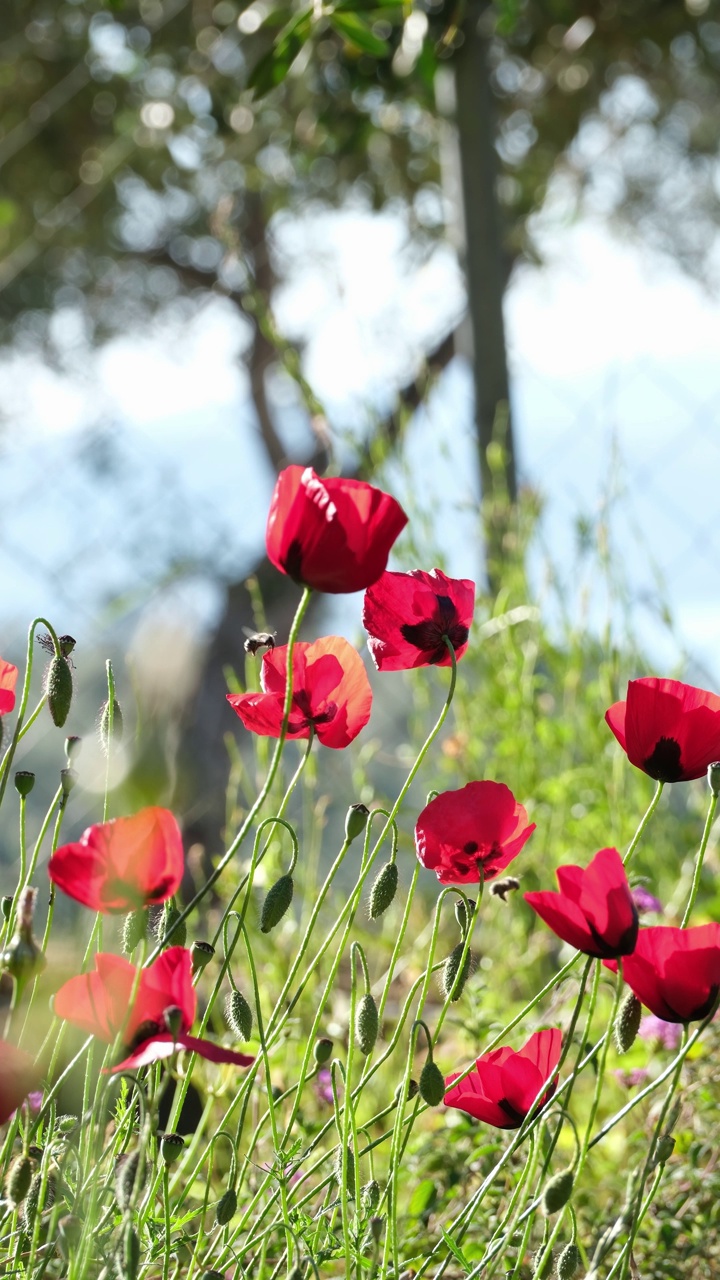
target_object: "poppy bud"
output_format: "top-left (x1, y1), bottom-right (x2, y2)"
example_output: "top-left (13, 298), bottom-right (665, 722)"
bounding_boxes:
top-left (215, 1187), bottom-right (238, 1225)
top-left (663, 1098), bottom-right (682, 1136)
top-left (333, 1146), bottom-right (355, 1198)
top-left (2, 924), bottom-right (46, 984)
top-left (64, 735), bottom-right (82, 761)
top-left (1, 897), bottom-right (11, 923)
top-left (200, 1273), bottom-right (226, 1280)
top-left (313, 1036), bottom-right (333, 1065)
top-left (21, 1170), bottom-right (55, 1231)
top-left (369, 861), bottom-right (399, 919)
top-left (355, 992), bottom-right (379, 1055)
top-left (260, 873), bottom-right (294, 933)
top-left (60, 769), bottom-right (77, 802)
top-left (57, 1214), bottom-right (81, 1259)
top-left (122, 910), bottom-right (148, 956)
top-left (6, 1154), bottom-right (32, 1207)
top-left (654, 1135), bottom-right (675, 1166)
top-left (454, 898), bottom-right (475, 936)
top-left (556, 1244), bottom-right (580, 1280)
top-left (441, 943), bottom-right (473, 1002)
top-left (191, 940), bottom-right (215, 973)
top-left (369, 1215), bottom-right (384, 1244)
top-left (99, 698), bottom-right (124, 755)
top-left (14, 771), bottom-right (35, 799)
top-left (362, 1178), bottom-right (381, 1215)
top-left (345, 803), bottom-right (370, 844)
top-left (115, 1150), bottom-right (142, 1211)
top-left (395, 1079), bottom-right (419, 1105)
top-left (225, 990), bottom-right (253, 1042)
top-left (287, 1270), bottom-right (304, 1280)
top-left (56, 1114), bottom-right (78, 1134)
top-left (614, 990), bottom-right (642, 1054)
top-left (119, 1221), bottom-right (140, 1280)
top-left (532, 1247), bottom-right (554, 1279)
top-left (161, 1133), bottom-right (185, 1165)
top-left (163, 1005), bottom-right (183, 1040)
top-left (542, 1169), bottom-right (574, 1216)
top-left (708, 762), bottom-right (720, 796)
top-left (155, 903), bottom-right (186, 949)
top-left (419, 1059), bottom-right (446, 1107)
top-left (45, 656), bottom-right (73, 728)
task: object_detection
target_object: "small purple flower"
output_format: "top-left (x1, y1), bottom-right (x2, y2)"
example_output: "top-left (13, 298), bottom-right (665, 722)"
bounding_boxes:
top-left (639, 1014), bottom-right (682, 1050)
top-left (631, 884), bottom-right (663, 916)
top-left (614, 1068), bottom-right (650, 1088)
top-left (314, 1068), bottom-right (334, 1106)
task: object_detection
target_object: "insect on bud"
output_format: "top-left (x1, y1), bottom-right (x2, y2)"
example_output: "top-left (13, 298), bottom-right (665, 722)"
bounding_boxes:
top-left (215, 1187), bottom-right (238, 1225)
top-left (161, 1133), bottom-right (185, 1165)
top-left (614, 991), bottom-right (642, 1055)
top-left (313, 1036), bottom-right (333, 1065)
top-left (99, 698), bottom-right (124, 755)
top-left (45, 656), bottom-right (73, 728)
top-left (260, 873), bottom-right (294, 933)
top-left (419, 1059), bottom-right (446, 1107)
top-left (345, 803), bottom-right (370, 844)
top-left (355, 992), bottom-right (379, 1055)
top-left (6, 1154), bottom-right (32, 1207)
top-left (225, 990), bottom-right (253, 1041)
top-left (441, 943), bottom-right (473, 1002)
top-left (14, 771), bottom-right (35, 799)
top-left (368, 861), bottom-right (399, 919)
top-left (64, 735), bottom-right (82, 761)
top-left (191, 940), bottom-right (215, 973)
top-left (122, 910), bottom-right (147, 955)
top-left (556, 1243), bottom-right (580, 1280)
top-left (542, 1169), bottom-right (574, 1216)
top-left (200, 1273), bottom-right (227, 1280)
top-left (708, 762), bottom-right (720, 797)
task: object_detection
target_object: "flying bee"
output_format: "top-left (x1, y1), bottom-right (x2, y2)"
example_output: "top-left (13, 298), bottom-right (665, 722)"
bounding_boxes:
top-left (490, 876), bottom-right (520, 903)
top-left (243, 628), bottom-right (277, 657)
top-left (37, 633), bottom-right (77, 665)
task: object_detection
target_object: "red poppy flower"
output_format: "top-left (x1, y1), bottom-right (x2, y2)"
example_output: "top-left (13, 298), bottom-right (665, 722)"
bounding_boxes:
top-left (604, 924), bottom-right (720, 1023)
top-left (524, 847), bottom-right (638, 959)
top-left (48, 807), bottom-right (184, 914)
top-left (605, 677), bottom-right (720, 783)
top-left (0, 1040), bottom-right (41, 1123)
top-left (415, 781), bottom-right (535, 885)
top-left (228, 636), bottom-right (372, 749)
top-left (54, 947), bottom-right (255, 1073)
top-left (0, 659), bottom-right (18, 716)
top-left (362, 569), bottom-right (475, 671)
top-left (444, 1028), bottom-right (562, 1129)
top-left (265, 466), bottom-right (408, 594)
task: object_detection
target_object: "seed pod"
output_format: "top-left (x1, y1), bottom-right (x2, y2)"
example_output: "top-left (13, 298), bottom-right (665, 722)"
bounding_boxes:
top-left (161, 1133), bottom-right (185, 1165)
top-left (155, 903), bottom-right (186, 949)
top-left (355, 992), bottom-right (379, 1055)
top-left (60, 768), bottom-right (77, 802)
top-left (334, 1146), bottom-right (355, 1198)
top-left (99, 698), bottom-right (124, 754)
top-left (260, 873), bottom-right (294, 933)
top-left (1, 931), bottom-right (46, 983)
top-left (419, 1060), bottom-right (446, 1107)
top-left (21, 1170), bottom-right (56, 1231)
top-left (556, 1243), bottom-right (580, 1279)
top-left (215, 1187), bottom-right (237, 1226)
top-left (14, 772), bottom-right (35, 799)
top-left (708, 761), bottom-right (720, 797)
top-left (191, 940), bottom-right (215, 973)
top-left (122, 910), bottom-right (148, 956)
top-left (369, 862), bottom-right (398, 919)
top-left (225, 990), bottom-right (253, 1041)
top-left (345, 803), bottom-right (370, 844)
top-left (119, 1221), bottom-right (140, 1280)
top-left (6, 1154), bottom-right (32, 1207)
top-left (542, 1169), bottom-right (574, 1216)
top-left (362, 1178), bottom-right (381, 1215)
top-left (441, 943), bottom-right (472, 1002)
top-left (45, 656), bottom-right (73, 728)
top-left (64, 735), bottom-right (82, 761)
top-left (115, 1150), bottom-right (142, 1211)
top-left (614, 991), bottom-right (642, 1055)
top-left (313, 1036), bottom-right (333, 1065)
top-left (532, 1246), bottom-right (554, 1279)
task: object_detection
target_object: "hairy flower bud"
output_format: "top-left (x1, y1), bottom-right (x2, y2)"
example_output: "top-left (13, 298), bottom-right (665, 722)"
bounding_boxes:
top-left (21, 1170), bottom-right (56, 1231)
top-left (45, 656), bottom-right (73, 728)
top-left (334, 1146), bottom-right (355, 1198)
top-left (614, 991), bottom-right (642, 1055)
top-left (6, 1154), bottom-right (32, 1207)
top-left (345, 803), bottom-right (370, 844)
top-left (368, 861), bottom-right (399, 919)
top-left (556, 1244), bottom-right (580, 1279)
top-left (441, 943), bottom-right (472, 1002)
top-left (117, 1221), bottom-right (140, 1280)
top-left (313, 1036), bottom-right (333, 1065)
top-left (654, 1134), bottom-right (675, 1166)
top-left (355, 992), bottom-right (379, 1055)
top-left (14, 771), bottom-right (35, 799)
top-left (419, 1059), bottom-right (446, 1107)
top-left (155, 903), bottom-right (186, 949)
top-left (362, 1178), bottom-right (381, 1215)
top-left (260, 873), bottom-right (294, 933)
top-left (115, 1151), bottom-right (142, 1211)
top-left (532, 1246), bottom-right (554, 1279)
top-left (225, 990), bottom-right (253, 1041)
top-left (215, 1187), bottom-right (238, 1225)
top-left (542, 1169), bottom-right (574, 1216)
top-left (122, 910), bottom-right (148, 956)
top-left (99, 698), bottom-right (124, 755)
top-left (56, 1114), bottom-right (78, 1134)
top-left (2, 889), bottom-right (45, 983)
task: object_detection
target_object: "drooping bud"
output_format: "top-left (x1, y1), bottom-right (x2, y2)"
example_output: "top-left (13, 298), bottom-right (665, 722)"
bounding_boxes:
top-left (542, 1169), bottom-right (575, 1216)
top-left (313, 1036), bottom-right (333, 1065)
top-left (6, 1154), bottom-right (33, 1207)
top-left (333, 1146), bottom-right (355, 1198)
top-left (118, 1221), bottom-right (140, 1280)
top-left (14, 772), bottom-right (35, 799)
top-left (191, 940), bottom-right (215, 974)
top-left (454, 897), bottom-right (475, 936)
top-left (115, 1150), bottom-right (142, 1211)
top-left (614, 991), bottom-right (642, 1055)
top-left (21, 1170), bottom-right (56, 1231)
top-left (532, 1246), bottom-right (554, 1279)
top-left (369, 1215), bottom-right (383, 1244)
top-left (708, 761), bottom-right (720, 797)
top-left (225, 990), bottom-right (253, 1041)
top-left (215, 1187), bottom-right (238, 1225)
top-left (361, 1178), bottom-right (381, 1215)
top-left (355, 993), bottom-right (379, 1055)
top-left (200, 1273), bottom-right (227, 1280)
top-left (99, 698), bottom-right (124, 755)
top-left (395, 1079), bottom-right (419, 1105)
top-left (57, 1214), bottom-right (82, 1259)
top-left (2, 888), bottom-right (46, 983)
top-left (64, 735), bottom-right (82, 762)
top-left (56, 1114), bottom-right (79, 1134)
top-left (260, 873), bottom-right (294, 933)
top-left (1, 897), bottom-right (11, 923)
top-left (419, 1060), bottom-right (446, 1107)
top-left (161, 1133), bottom-right (185, 1165)
top-left (122, 910), bottom-right (148, 956)
top-left (654, 1134), bottom-right (675, 1166)
top-left (368, 862), bottom-right (398, 919)
top-left (345, 803), bottom-right (370, 844)
top-left (155, 903), bottom-right (186, 949)
top-left (441, 943), bottom-right (472, 1002)
top-left (556, 1243), bottom-right (580, 1280)
top-left (45, 656), bottom-right (73, 728)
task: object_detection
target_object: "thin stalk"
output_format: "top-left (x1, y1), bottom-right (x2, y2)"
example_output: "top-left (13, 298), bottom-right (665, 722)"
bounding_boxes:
top-left (681, 789), bottom-right (717, 926)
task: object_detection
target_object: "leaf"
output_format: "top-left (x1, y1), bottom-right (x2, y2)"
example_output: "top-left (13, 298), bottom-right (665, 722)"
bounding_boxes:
top-left (329, 11), bottom-right (390, 56)
top-left (248, 7), bottom-right (313, 97)
top-left (408, 1177), bottom-right (437, 1217)
top-left (441, 1228), bottom-right (473, 1274)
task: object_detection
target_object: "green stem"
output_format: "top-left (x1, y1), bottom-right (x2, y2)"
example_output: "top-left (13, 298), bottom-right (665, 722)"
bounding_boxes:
top-left (681, 789), bottom-right (717, 926)
top-left (623, 780), bottom-right (663, 866)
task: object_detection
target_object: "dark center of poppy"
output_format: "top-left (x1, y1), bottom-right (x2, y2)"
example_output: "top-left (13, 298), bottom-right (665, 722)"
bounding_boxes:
top-left (282, 538), bottom-right (305, 585)
top-left (400, 594), bottom-right (469, 664)
top-left (642, 736), bottom-right (683, 783)
top-left (128, 1018), bottom-right (164, 1052)
top-left (497, 1097), bottom-right (525, 1127)
top-left (667, 983), bottom-right (720, 1023)
top-left (287, 688), bottom-right (338, 735)
top-left (463, 841), bottom-right (479, 855)
top-left (586, 910), bottom-right (639, 959)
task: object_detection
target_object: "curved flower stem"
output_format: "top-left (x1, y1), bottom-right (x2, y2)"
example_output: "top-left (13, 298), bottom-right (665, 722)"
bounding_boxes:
top-left (0, 617), bottom-right (59, 803)
top-left (623, 780), bottom-right (663, 866)
top-left (681, 789), bottom-right (717, 926)
top-left (575, 961), bottom-right (624, 1179)
top-left (145, 586), bottom-right (312, 963)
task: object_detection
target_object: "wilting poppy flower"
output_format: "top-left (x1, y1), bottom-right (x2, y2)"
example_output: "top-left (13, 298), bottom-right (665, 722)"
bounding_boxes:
top-left (0, 1040), bottom-right (41, 1124)
top-left (48, 807), bottom-right (184, 914)
top-left (0, 659), bottom-right (18, 716)
top-left (415, 781), bottom-right (535, 885)
top-left (362, 569), bottom-right (475, 671)
top-left (524, 847), bottom-right (638, 959)
top-left (228, 636), bottom-right (372, 749)
top-left (54, 947), bottom-right (255, 1073)
top-left (605, 924), bottom-right (720, 1023)
top-left (444, 1028), bottom-right (562, 1129)
top-left (605, 677), bottom-right (720, 783)
top-left (265, 466), bottom-right (408, 595)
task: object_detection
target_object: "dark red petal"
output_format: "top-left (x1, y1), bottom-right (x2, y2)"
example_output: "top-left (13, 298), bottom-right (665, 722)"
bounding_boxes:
top-left (131, 947), bottom-right (195, 1043)
top-left (604, 700), bottom-right (627, 752)
top-left (107, 1032), bottom-right (256, 1073)
top-left (442, 1069), bottom-right (515, 1128)
top-left (54, 954), bottom-right (137, 1043)
top-left (554, 866), bottom-right (584, 904)
top-left (579, 848), bottom-right (638, 955)
top-left (524, 890), bottom-right (596, 954)
top-left (227, 691), bottom-right (308, 741)
top-left (520, 1027), bottom-right (563, 1081)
